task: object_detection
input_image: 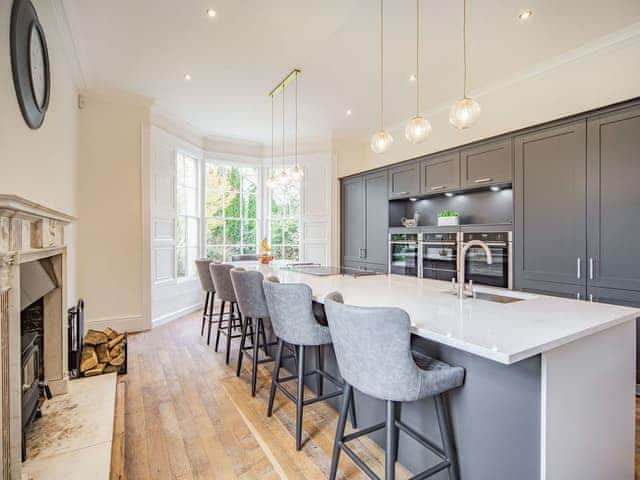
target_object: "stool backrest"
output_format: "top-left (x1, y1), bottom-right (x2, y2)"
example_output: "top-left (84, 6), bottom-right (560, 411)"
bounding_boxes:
top-left (195, 259), bottom-right (215, 292)
top-left (263, 278), bottom-right (330, 346)
top-left (210, 263), bottom-right (237, 302)
top-left (324, 292), bottom-right (422, 401)
top-left (230, 269), bottom-right (269, 319)
top-left (231, 254), bottom-right (258, 261)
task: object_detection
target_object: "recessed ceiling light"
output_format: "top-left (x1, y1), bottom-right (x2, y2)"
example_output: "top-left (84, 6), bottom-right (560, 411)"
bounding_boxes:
top-left (409, 74), bottom-right (417, 83)
top-left (490, 186), bottom-right (501, 192)
top-left (346, 109), bottom-right (352, 116)
top-left (445, 192), bottom-right (454, 197)
top-left (206, 8), bottom-right (217, 18)
top-left (518, 10), bottom-right (533, 20)
top-left (184, 74), bottom-right (192, 81)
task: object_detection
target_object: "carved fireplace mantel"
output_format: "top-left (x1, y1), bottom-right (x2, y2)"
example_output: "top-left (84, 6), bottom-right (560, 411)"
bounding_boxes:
top-left (0, 195), bottom-right (74, 480)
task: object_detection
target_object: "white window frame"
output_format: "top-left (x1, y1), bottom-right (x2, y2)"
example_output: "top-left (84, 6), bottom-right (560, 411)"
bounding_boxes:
top-left (175, 150), bottom-right (202, 282)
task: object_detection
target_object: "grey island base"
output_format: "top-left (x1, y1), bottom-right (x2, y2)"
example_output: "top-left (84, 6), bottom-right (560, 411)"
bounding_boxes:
top-left (235, 262), bottom-right (638, 480)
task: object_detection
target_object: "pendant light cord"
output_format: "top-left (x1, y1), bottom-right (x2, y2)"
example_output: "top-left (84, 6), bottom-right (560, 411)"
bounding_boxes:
top-left (271, 95), bottom-right (274, 174)
top-left (380, 0), bottom-right (384, 131)
top-left (281, 83), bottom-right (285, 172)
top-left (295, 72), bottom-right (298, 169)
top-left (416, 0), bottom-right (420, 117)
top-left (463, 0), bottom-right (467, 99)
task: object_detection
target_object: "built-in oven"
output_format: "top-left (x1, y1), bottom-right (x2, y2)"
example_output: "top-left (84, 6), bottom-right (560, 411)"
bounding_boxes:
top-left (388, 233), bottom-right (419, 276)
top-left (462, 231), bottom-right (512, 289)
top-left (420, 232), bottom-right (460, 282)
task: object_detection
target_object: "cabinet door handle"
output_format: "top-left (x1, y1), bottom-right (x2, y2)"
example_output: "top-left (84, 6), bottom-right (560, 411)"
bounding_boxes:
top-left (431, 185), bottom-right (447, 191)
top-left (589, 257), bottom-right (594, 280)
top-left (577, 257), bottom-right (581, 279)
top-left (362, 248), bottom-right (367, 258)
top-left (474, 177), bottom-right (493, 184)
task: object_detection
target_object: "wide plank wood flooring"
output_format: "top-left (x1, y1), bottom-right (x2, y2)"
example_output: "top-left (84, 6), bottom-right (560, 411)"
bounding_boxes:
top-left (123, 310), bottom-right (640, 479)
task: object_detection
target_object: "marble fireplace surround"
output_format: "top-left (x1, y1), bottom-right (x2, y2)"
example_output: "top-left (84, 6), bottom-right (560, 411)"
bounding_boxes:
top-left (0, 195), bottom-right (74, 480)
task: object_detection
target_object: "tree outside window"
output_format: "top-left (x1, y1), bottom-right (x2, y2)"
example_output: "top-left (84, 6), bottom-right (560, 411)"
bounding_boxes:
top-left (205, 164), bottom-right (259, 261)
top-left (269, 171), bottom-right (301, 261)
top-left (176, 153), bottom-right (200, 279)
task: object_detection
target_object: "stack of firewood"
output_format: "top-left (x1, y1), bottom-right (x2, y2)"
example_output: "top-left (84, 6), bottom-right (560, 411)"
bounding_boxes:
top-left (80, 327), bottom-right (127, 376)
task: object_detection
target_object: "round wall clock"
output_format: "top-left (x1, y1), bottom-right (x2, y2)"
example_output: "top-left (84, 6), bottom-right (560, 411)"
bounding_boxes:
top-left (10, 0), bottom-right (51, 129)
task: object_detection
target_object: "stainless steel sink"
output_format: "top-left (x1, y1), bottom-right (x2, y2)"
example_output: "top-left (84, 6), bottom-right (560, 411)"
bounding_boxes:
top-left (472, 292), bottom-right (525, 304)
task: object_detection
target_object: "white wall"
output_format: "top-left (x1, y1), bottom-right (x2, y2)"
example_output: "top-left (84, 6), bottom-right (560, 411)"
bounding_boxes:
top-left (0, 0), bottom-right (78, 305)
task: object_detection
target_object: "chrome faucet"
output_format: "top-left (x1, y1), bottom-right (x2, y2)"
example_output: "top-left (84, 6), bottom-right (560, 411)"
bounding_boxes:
top-left (456, 240), bottom-right (493, 298)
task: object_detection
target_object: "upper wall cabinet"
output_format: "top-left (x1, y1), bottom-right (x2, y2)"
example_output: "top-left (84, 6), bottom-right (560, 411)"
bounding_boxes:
top-left (461, 139), bottom-right (512, 188)
top-left (420, 152), bottom-right (461, 194)
top-left (388, 161), bottom-right (420, 199)
top-left (587, 105), bottom-right (640, 293)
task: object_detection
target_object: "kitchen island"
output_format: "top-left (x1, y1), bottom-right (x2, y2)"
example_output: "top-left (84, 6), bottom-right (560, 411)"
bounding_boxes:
top-left (240, 264), bottom-right (639, 479)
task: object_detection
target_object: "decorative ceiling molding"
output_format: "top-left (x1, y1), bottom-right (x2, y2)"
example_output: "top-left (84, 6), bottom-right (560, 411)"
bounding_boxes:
top-left (48, 0), bottom-right (87, 89)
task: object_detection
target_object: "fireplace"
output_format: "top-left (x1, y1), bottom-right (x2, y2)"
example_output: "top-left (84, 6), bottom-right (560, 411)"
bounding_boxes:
top-left (0, 194), bottom-right (74, 479)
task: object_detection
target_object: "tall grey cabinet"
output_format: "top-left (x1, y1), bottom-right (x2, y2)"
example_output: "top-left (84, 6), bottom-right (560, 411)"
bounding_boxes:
top-left (341, 170), bottom-right (389, 272)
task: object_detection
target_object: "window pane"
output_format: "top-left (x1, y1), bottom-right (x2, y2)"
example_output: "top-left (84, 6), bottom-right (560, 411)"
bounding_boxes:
top-left (187, 247), bottom-right (199, 277)
top-left (283, 221), bottom-right (299, 245)
top-left (227, 167), bottom-right (241, 191)
top-left (225, 220), bottom-right (241, 244)
top-left (187, 217), bottom-right (199, 247)
top-left (224, 192), bottom-right (240, 217)
top-left (207, 218), bottom-right (224, 245)
top-left (207, 246), bottom-right (223, 262)
top-left (284, 246), bottom-right (299, 261)
top-left (271, 196), bottom-right (283, 217)
top-left (242, 171), bottom-right (257, 196)
top-left (243, 220), bottom-right (256, 246)
top-left (184, 157), bottom-right (197, 188)
top-left (186, 187), bottom-right (198, 216)
top-left (176, 185), bottom-right (186, 215)
top-left (270, 220), bottom-right (283, 245)
top-left (176, 217), bottom-right (186, 247)
top-left (224, 246), bottom-right (241, 262)
top-left (206, 165), bottom-right (224, 217)
top-left (177, 247), bottom-right (186, 277)
top-left (242, 245), bottom-right (257, 255)
top-left (243, 191), bottom-right (257, 219)
top-left (177, 155), bottom-right (185, 185)
top-left (271, 246), bottom-right (282, 260)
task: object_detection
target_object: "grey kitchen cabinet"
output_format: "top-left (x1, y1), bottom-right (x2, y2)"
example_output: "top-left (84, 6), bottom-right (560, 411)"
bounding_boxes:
top-left (341, 175), bottom-right (365, 263)
top-left (587, 105), bottom-right (640, 294)
top-left (514, 120), bottom-right (587, 294)
top-left (388, 161), bottom-right (420, 199)
top-left (420, 152), bottom-right (460, 194)
top-left (364, 170), bottom-right (389, 266)
top-left (461, 139), bottom-right (512, 188)
top-left (341, 171), bottom-right (388, 270)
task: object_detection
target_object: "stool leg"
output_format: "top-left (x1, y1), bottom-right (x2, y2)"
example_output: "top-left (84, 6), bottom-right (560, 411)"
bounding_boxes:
top-left (385, 400), bottom-right (397, 480)
top-left (316, 345), bottom-right (324, 396)
top-left (201, 292), bottom-right (209, 336)
top-left (435, 393), bottom-right (459, 480)
top-left (214, 301), bottom-right (225, 351)
top-left (267, 338), bottom-right (284, 417)
top-left (236, 316), bottom-right (250, 377)
top-left (260, 321), bottom-right (269, 356)
top-left (295, 345), bottom-right (306, 451)
top-left (251, 318), bottom-right (260, 396)
top-left (349, 389), bottom-right (358, 429)
top-left (225, 302), bottom-right (235, 364)
top-left (329, 383), bottom-right (351, 480)
top-left (207, 292), bottom-right (215, 344)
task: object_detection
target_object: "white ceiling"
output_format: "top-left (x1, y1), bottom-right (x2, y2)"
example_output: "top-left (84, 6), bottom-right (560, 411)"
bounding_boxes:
top-left (62, 0), bottom-right (640, 147)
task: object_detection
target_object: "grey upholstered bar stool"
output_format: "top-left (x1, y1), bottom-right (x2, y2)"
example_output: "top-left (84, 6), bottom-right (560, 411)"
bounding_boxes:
top-left (263, 278), bottom-right (356, 451)
top-left (230, 268), bottom-right (276, 396)
top-left (324, 292), bottom-right (465, 480)
top-left (195, 259), bottom-right (216, 343)
top-left (209, 263), bottom-right (243, 364)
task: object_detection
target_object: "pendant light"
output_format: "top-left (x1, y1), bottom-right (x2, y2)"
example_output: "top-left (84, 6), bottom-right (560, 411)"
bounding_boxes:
top-left (277, 83), bottom-right (288, 185)
top-left (449, 0), bottom-right (481, 130)
top-left (290, 72), bottom-right (303, 181)
top-left (370, 0), bottom-right (393, 154)
top-left (266, 95), bottom-right (276, 188)
top-left (405, 0), bottom-right (432, 144)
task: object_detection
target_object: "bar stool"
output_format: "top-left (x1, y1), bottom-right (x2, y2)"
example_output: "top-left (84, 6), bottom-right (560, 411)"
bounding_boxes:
top-left (324, 292), bottom-right (465, 480)
top-left (195, 259), bottom-right (217, 343)
top-left (210, 263), bottom-right (243, 364)
top-left (230, 268), bottom-right (276, 396)
top-left (262, 279), bottom-right (357, 451)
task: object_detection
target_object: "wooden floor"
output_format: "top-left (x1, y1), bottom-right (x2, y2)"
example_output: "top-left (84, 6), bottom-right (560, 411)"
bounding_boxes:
top-left (122, 310), bottom-right (640, 480)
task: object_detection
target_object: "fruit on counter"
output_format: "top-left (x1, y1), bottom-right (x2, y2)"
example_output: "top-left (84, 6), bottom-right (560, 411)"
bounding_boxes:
top-left (260, 237), bottom-right (272, 252)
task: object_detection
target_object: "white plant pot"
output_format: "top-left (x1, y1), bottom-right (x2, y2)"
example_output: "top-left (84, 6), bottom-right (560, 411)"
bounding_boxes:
top-left (437, 216), bottom-right (459, 226)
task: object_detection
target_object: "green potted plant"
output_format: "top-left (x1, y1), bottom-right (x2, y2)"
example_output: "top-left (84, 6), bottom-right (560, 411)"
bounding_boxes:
top-left (437, 210), bottom-right (460, 226)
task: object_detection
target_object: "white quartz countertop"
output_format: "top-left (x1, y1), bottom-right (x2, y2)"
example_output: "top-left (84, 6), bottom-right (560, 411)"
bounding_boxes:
top-left (237, 263), bottom-right (640, 365)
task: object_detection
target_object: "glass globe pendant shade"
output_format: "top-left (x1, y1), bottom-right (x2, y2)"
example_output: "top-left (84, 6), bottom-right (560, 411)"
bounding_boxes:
top-left (290, 164), bottom-right (304, 181)
top-left (370, 130), bottom-right (394, 154)
top-left (449, 97), bottom-right (481, 130)
top-left (405, 115), bottom-right (432, 144)
top-left (266, 175), bottom-right (275, 189)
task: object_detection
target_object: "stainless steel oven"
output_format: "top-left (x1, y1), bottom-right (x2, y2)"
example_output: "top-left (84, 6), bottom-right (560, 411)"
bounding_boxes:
top-left (462, 231), bottom-right (512, 289)
top-left (420, 232), bottom-right (460, 282)
top-left (388, 233), bottom-right (419, 276)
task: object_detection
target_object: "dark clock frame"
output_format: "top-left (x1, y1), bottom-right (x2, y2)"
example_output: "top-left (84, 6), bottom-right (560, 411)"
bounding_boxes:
top-left (10, 0), bottom-right (51, 129)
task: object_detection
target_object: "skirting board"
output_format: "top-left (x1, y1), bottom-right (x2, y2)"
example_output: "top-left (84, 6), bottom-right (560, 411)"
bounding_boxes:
top-left (152, 302), bottom-right (201, 328)
top-left (85, 314), bottom-right (148, 334)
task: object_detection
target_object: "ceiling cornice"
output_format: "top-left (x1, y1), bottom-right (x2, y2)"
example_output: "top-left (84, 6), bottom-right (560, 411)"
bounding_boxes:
top-left (48, 0), bottom-right (87, 90)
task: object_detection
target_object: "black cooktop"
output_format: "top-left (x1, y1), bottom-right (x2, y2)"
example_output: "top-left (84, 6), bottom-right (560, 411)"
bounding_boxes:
top-left (284, 264), bottom-right (382, 277)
